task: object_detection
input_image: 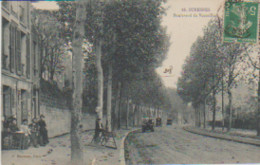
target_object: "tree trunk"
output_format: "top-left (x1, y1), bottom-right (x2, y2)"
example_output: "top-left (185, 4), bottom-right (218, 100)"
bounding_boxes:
top-left (203, 98), bottom-right (206, 128)
top-left (40, 40), bottom-right (44, 79)
top-left (257, 53), bottom-right (260, 136)
top-left (227, 87), bottom-right (232, 132)
top-left (118, 89), bottom-right (122, 129)
top-left (95, 40), bottom-right (104, 121)
top-left (106, 64), bottom-right (112, 132)
top-left (133, 104), bottom-right (136, 127)
top-left (198, 106), bottom-right (201, 127)
top-left (258, 59), bottom-right (260, 136)
top-left (222, 74), bottom-right (225, 132)
top-left (126, 97), bottom-right (129, 129)
top-left (70, 2), bottom-right (86, 164)
top-left (195, 107), bottom-right (199, 127)
top-left (212, 90), bottom-right (216, 131)
top-left (114, 82), bottom-right (121, 130)
top-left (49, 48), bottom-right (54, 81)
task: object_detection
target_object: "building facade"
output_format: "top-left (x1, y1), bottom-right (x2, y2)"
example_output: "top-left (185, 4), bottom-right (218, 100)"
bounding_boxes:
top-left (1, 1), bottom-right (40, 126)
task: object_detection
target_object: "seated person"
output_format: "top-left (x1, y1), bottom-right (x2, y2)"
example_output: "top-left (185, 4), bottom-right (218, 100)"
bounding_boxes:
top-left (2, 116), bottom-right (10, 148)
top-left (8, 117), bottom-right (19, 132)
top-left (2, 116), bottom-right (10, 137)
top-left (7, 117), bottom-right (20, 148)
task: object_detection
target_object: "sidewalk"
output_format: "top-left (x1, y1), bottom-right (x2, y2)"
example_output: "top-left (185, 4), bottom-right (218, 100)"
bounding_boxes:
top-left (183, 126), bottom-right (260, 147)
top-left (2, 128), bottom-right (137, 165)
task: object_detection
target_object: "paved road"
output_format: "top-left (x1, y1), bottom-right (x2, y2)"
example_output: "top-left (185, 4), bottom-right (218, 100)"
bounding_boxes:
top-left (125, 125), bottom-right (260, 164)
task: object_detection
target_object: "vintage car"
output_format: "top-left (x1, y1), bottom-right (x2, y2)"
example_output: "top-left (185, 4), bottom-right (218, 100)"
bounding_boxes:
top-left (167, 118), bottom-right (173, 125)
top-left (142, 118), bottom-right (154, 132)
top-left (156, 117), bottom-right (162, 127)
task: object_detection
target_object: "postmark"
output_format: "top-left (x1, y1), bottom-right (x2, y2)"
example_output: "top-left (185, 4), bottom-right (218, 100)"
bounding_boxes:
top-left (223, 1), bottom-right (258, 43)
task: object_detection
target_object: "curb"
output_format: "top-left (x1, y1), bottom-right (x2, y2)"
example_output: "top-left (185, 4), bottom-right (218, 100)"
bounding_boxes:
top-left (183, 127), bottom-right (260, 147)
top-left (119, 128), bottom-right (140, 165)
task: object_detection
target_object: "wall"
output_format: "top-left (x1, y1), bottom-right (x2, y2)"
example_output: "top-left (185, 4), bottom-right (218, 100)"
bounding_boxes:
top-left (40, 104), bottom-right (96, 138)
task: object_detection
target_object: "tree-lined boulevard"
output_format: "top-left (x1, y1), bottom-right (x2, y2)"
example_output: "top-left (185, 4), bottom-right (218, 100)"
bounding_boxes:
top-left (2, 1), bottom-right (260, 165)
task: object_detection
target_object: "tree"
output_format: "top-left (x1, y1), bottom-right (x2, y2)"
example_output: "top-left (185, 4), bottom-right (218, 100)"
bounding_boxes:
top-left (57, 0), bottom-right (169, 131)
top-left (31, 9), bottom-right (64, 81)
top-left (70, 1), bottom-right (87, 164)
top-left (244, 45), bottom-right (260, 136)
top-left (177, 19), bottom-right (225, 129)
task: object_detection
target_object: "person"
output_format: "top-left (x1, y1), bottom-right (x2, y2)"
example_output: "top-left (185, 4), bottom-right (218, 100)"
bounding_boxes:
top-left (8, 117), bottom-right (19, 148)
top-left (20, 119), bottom-right (31, 149)
top-left (94, 118), bottom-right (103, 143)
top-left (20, 119), bottom-right (31, 136)
top-left (38, 115), bottom-right (49, 146)
top-left (29, 118), bottom-right (39, 147)
top-left (2, 116), bottom-right (10, 149)
top-left (8, 117), bottom-right (19, 132)
top-left (2, 116), bottom-right (9, 138)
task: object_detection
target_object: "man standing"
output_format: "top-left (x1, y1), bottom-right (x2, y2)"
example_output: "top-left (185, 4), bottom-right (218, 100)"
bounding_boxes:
top-left (94, 118), bottom-right (103, 143)
top-left (38, 115), bottom-right (49, 146)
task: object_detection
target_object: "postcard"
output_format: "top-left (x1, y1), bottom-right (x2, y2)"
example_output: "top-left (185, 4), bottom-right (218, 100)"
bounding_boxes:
top-left (1, 0), bottom-right (260, 165)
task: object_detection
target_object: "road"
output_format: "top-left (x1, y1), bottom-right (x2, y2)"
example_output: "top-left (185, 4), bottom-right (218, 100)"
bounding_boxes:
top-left (125, 124), bottom-right (260, 164)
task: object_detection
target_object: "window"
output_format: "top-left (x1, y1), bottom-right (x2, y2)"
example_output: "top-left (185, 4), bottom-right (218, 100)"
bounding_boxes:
top-left (21, 90), bottom-right (28, 121)
top-left (2, 86), bottom-right (12, 118)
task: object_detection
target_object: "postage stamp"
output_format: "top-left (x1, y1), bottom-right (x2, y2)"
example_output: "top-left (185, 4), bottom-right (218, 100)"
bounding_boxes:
top-left (223, 1), bottom-right (258, 43)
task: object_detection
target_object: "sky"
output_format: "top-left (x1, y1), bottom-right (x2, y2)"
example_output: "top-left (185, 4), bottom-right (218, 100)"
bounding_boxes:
top-left (32, 0), bottom-right (225, 88)
top-left (156, 0), bottom-right (225, 88)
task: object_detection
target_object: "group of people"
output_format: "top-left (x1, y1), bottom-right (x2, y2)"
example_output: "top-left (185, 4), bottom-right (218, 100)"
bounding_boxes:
top-left (2, 114), bottom-right (49, 149)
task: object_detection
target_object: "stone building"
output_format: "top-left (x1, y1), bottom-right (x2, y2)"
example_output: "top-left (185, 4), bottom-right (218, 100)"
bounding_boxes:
top-left (1, 1), bottom-right (40, 126)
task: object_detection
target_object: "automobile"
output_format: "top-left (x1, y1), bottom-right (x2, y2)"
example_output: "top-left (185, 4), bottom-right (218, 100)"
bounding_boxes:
top-left (167, 118), bottom-right (173, 125)
top-left (142, 118), bottom-right (154, 132)
top-left (156, 117), bottom-right (162, 127)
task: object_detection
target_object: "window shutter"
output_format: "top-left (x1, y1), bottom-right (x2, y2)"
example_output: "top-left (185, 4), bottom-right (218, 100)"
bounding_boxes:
top-left (26, 35), bottom-right (30, 78)
top-left (16, 29), bottom-right (21, 74)
top-left (9, 25), bottom-right (15, 72)
top-left (10, 89), bottom-right (15, 115)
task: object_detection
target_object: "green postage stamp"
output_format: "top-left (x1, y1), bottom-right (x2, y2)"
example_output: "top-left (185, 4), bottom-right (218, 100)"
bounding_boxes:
top-left (223, 1), bottom-right (258, 43)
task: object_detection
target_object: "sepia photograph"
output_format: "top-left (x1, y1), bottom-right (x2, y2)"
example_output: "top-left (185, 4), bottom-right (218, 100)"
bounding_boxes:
top-left (1, 0), bottom-right (260, 165)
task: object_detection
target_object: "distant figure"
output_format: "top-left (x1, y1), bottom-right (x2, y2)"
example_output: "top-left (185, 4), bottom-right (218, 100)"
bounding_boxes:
top-left (38, 115), bottom-right (49, 146)
top-left (8, 117), bottom-right (19, 132)
top-left (94, 118), bottom-right (103, 143)
top-left (20, 119), bottom-right (31, 149)
top-left (20, 119), bottom-right (31, 136)
top-left (29, 118), bottom-right (39, 147)
top-left (8, 117), bottom-right (19, 148)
